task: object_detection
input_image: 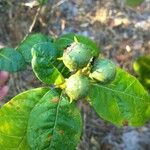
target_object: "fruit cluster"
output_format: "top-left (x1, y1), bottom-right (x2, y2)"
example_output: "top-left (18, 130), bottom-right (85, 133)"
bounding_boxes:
top-left (61, 40), bottom-right (116, 101)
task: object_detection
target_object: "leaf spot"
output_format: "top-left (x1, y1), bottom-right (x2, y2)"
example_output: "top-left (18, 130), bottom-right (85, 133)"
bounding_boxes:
top-left (47, 134), bottom-right (52, 141)
top-left (122, 120), bottom-right (128, 126)
top-left (51, 97), bottom-right (59, 103)
top-left (16, 106), bottom-right (20, 111)
top-left (58, 130), bottom-right (64, 135)
top-left (9, 102), bottom-right (14, 106)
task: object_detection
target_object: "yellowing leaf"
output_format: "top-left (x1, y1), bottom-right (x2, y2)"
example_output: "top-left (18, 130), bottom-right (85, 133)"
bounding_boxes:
top-left (0, 87), bottom-right (49, 149)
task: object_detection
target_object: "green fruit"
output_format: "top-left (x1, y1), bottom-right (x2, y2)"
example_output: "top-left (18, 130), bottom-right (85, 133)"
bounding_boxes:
top-left (63, 42), bottom-right (93, 71)
top-left (54, 33), bottom-right (100, 57)
top-left (90, 59), bottom-right (116, 84)
top-left (65, 74), bottom-right (90, 100)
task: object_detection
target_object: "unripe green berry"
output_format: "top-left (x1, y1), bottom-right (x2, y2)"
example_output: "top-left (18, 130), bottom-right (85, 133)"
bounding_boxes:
top-left (90, 59), bottom-right (116, 84)
top-left (65, 74), bottom-right (90, 100)
top-left (63, 42), bottom-right (93, 71)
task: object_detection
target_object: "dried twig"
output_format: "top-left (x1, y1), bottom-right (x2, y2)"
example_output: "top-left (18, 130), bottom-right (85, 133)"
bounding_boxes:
top-left (29, 6), bottom-right (42, 33)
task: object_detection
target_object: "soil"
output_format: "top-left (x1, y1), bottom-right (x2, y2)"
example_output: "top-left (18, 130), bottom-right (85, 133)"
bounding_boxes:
top-left (0, 0), bottom-right (150, 150)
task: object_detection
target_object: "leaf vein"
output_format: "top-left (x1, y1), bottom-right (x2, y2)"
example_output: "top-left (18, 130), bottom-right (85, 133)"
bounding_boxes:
top-left (48, 93), bottom-right (61, 149)
top-left (0, 53), bottom-right (12, 62)
top-left (94, 84), bottom-right (145, 101)
top-left (124, 79), bottom-right (136, 92)
top-left (0, 132), bottom-right (22, 139)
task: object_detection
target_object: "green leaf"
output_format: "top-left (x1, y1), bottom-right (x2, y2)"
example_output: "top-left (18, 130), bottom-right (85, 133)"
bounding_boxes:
top-left (38, 0), bottom-right (48, 5)
top-left (17, 33), bottom-right (53, 63)
top-left (126, 0), bottom-right (144, 7)
top-left (88, 68), bottom-right (150, 126)
top-left (31, 42), bottom-right (65, 85)
top-left (27, 89), bottom-right (82, 150)
top-left (0, 48), bottom-right (26, 72)
top-left (0, 87), bottom-right (49, 150)
top-left (54, 33), bottom-right (100, 57)
top-left (133, 55), bottom-right (150, 89)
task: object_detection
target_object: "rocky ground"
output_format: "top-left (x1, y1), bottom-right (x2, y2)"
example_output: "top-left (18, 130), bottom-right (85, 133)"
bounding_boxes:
top-left (0, 0), bottom-right (150, 149)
